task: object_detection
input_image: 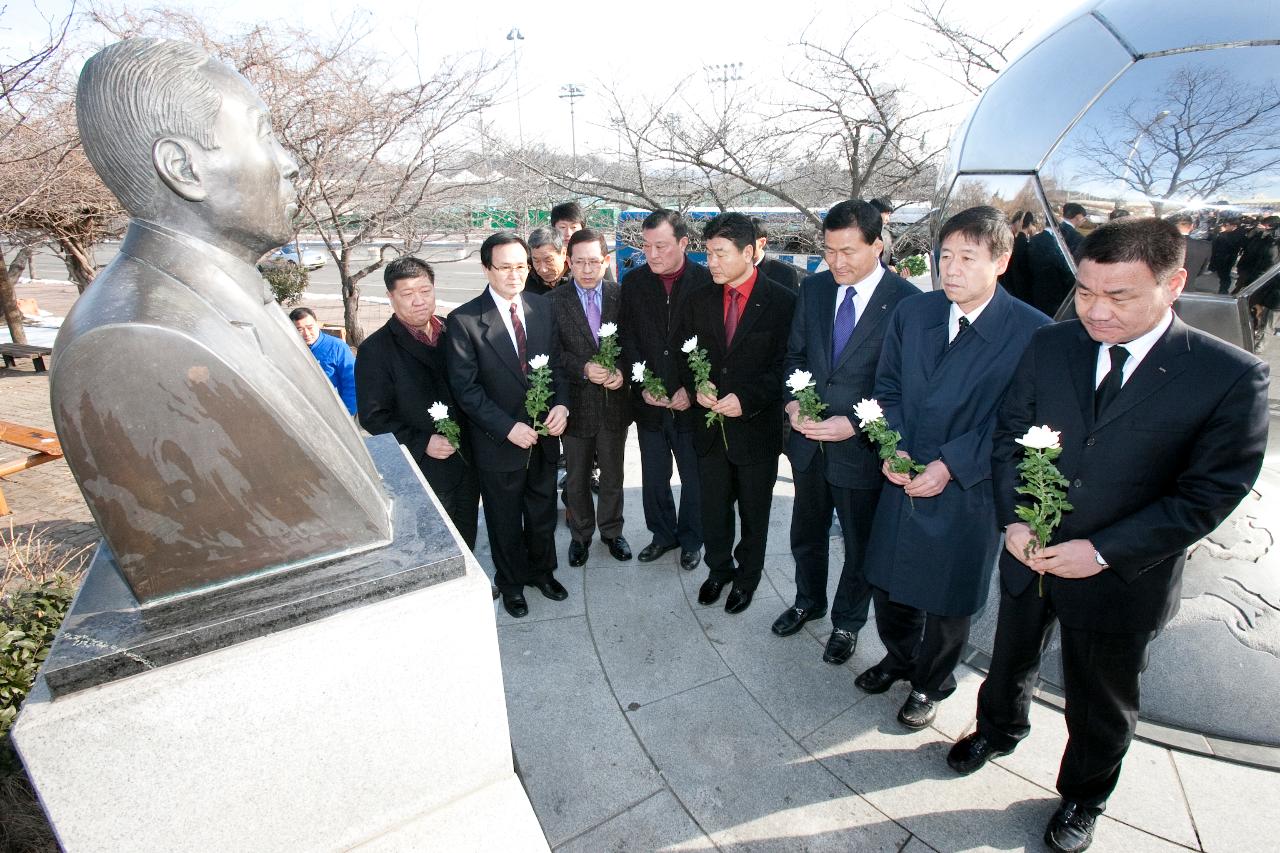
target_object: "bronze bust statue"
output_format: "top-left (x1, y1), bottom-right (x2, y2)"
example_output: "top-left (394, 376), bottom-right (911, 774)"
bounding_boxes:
top-left (53, 38), bottom-right (391, 603)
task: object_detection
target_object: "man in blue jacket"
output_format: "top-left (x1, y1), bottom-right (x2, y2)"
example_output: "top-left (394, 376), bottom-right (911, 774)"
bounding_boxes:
top-left (856, 206), bottom-right (1050, 730)
top-left (291, 306), bottom-right (356, 415)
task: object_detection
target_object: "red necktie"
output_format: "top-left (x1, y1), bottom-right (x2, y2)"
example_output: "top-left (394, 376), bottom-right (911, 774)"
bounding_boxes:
top-left (510, 303), bottom-right (527, 371)
top-left (725, 289), bottom-right (741, 346)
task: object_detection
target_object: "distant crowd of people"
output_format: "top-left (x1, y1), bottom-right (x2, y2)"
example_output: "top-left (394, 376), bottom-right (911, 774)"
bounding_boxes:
top-left (997, 202), bottom-right (1280, 344)
top-left (286, 199), bottom-right (1267, 853)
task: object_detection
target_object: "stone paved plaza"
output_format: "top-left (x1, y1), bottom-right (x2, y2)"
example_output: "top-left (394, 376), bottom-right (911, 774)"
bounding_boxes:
top-left (3, 304), bottom-right (1280, 851)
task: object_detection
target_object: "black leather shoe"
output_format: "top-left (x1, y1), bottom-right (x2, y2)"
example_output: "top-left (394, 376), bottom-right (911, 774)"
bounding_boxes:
top-left (898, 690), bottom-right (937, 729)
top-left (724, 586), bottom-right (753, 614)
top-left (1044, 801), bottom-right (1100, 853)
top-left (568, 540), bottom-right (589, 567)
top-left (697, 578), bottom-right (726, 605)
top-left (638, 540), bottom-right (678, 562)
top-left (946, 732), bottom-right (1014, 775)
top-left (533, 577), bottom-right (568, 601)
top-left (823, 628), bottom-right (857, 664)
top-left (772, 605), bottom-right (828, 637)
top-left (501, 592), bottom-right (528, 618)
top-left (854, 664), bottom-right (901, 694)
top-left (680, 548), bottom-right (701, 571)
top-left (605, 536), bottom-right (632, 561)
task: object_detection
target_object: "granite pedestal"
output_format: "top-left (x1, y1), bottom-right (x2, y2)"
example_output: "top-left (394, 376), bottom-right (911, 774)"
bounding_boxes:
top-left (13, 438), bottom-right (549, 851)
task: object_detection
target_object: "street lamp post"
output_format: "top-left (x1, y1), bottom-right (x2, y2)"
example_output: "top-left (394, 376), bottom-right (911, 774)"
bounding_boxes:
top-left (506, 28), bottom-right (525, 150)
top-left (703, 62), bottom-right (743, 109)
top-left (560, 83), bottom-right (585, 175)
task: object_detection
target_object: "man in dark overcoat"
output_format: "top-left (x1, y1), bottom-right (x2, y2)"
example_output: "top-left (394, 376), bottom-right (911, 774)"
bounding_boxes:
top-left (857, 206), bottom-right (1050, 730)
top-left (770, 200), bottom-right (918, 665)
top-left (356, 256), bottom-right (479, 549)
top-left (550, 228), bottom-right (632, 566)
top-left (949, 217), bottom-right (1269, 853)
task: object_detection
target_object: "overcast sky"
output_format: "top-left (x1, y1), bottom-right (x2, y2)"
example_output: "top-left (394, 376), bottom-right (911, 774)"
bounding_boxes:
top-left (3, 0), bottom-right (1055, 153)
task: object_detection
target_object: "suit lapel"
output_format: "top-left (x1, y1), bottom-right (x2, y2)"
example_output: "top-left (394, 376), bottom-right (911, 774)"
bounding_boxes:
top-left (834, 275), bottom-right (893, 371)
top-left (389, 316), bottom-right (435, 367)
top-left (481, 294), bottom-right (527, 385)
top-left (708, 285), bottom-right (729, 355)
top-left (1093, 318), bottom-right (1192, 431)
top-left (919, 297), bottom-right (950, 380)
top-left (564, 284), bottom-right (597, 349)
top-left (727, 281), bottom-right (767, 354)
top-left (1068, 324), bottom-right (1098, 429)
top-left (811, 276), bottom-right (837, 373)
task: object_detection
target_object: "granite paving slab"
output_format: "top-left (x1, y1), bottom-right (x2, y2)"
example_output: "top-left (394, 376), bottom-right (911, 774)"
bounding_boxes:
top-left (554, 790), bottom-right (712, 853)
top-left (1172, 750), bottom-right (1280, 853)
top-left (584, 553), bottom-right (729, 709)
top-left (627, 677), bottom-right (909, 851)
top-left (497, 616), bottom-right (663, 846)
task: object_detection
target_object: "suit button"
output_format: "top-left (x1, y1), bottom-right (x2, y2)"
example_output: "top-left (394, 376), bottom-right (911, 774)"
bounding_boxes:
top-left (663, 350), bottom-right (669, 356)
top-left (1073, 479), bottom-right (1082, 488)
top-left (721, 368), bottom-right (728, 375)
top-left (1085, 437), bottom-right (1096, 447)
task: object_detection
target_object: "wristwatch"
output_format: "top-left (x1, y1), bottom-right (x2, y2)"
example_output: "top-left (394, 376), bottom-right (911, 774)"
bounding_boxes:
top-left (1094, 549), bottom-right (1109, 568)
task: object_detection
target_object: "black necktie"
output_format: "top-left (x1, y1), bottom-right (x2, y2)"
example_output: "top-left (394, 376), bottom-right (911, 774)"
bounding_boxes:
top-left (949, 316), bottom-right (970, 348)
top-left (1094, 345), bottom-right (1130, 418)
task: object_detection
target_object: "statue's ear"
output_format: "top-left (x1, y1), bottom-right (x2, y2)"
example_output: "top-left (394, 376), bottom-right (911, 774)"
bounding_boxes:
top-left (153, 137), bottom-right (206, 202)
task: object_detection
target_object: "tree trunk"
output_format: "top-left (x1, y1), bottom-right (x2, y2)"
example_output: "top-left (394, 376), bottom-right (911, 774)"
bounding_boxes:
top-left (0, 247), bottom-right (30, 345)
top-left (55, 235), bottom-right (98, 293)
top-left (7, 245), bottom-right (32, 282)
top-left (339, 251), bottom-right (364, 345)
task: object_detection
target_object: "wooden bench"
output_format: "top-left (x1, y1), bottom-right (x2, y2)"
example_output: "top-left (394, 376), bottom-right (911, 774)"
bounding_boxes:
top-left (0, 343), bottom-right (53, 372)
top-left (0, 420), bottom-right (63, 516)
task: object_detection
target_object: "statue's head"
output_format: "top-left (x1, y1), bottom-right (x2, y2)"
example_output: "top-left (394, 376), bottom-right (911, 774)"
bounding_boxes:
top-left (76, 38), bottom-right (299, 256)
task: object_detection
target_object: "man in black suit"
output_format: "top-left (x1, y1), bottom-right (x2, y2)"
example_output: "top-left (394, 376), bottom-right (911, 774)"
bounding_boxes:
top-left (678, 213), bottom-right (796, 614)
top-left (1209, 217), bottom-right (1246, 294)
top-left (1058, 202), bottom-right (1088, 255)
top-left (525, 227), bottom-right (569, 297)
top-left (1170, 213), bottom-right (1211, 290)
top-left (446, 232), bottom-right (571, 619)
top-left (551, 228), bottom-right (632, 567)
top-left (356, 256), bottom-right (480, 549)
top-left (870, 198), bottom-right (898, 272)
top-left (1026, 225), bottom-right (1075, 319)
top-left (948, 218), bottom-right (1269, 853)
top-left (770, 200), bottom-right (917, 664)
top-left (619, 210), bottom-right (712, 570)
top-left (751, 218), bottom-right (800, 293)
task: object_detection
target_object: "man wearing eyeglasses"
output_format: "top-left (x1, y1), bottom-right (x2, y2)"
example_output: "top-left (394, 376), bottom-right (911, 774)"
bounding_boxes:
top-left (446, 232), bottom-right (570, 619)
top-left (550, 229), bottom-right (632, 568)
top-left (770, 200), bottom-right (918, 664)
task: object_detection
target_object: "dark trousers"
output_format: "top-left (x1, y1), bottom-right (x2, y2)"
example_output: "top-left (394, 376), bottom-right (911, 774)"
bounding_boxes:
top-left (976, 582), bottom-right (1155, 807)
top-left (871, 587), bottom-right (971, 701)
top-left (698, 444), bottom-right (778, 592)
top-left (477, 441), bottom-right (559, 594)
top-left (433, 467), bottom-right (481, 551)
top-left (563, 428), bottom-right (627, 543)
top-left (1217, 268), bottom-right (1234, 294)
top-left (789, 459), bottom-right (879, 631)
top-left (637, 415), bottom-right (702, 551)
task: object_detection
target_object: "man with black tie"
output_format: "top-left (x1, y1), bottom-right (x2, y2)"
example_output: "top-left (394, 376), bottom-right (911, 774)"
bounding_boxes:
top-left (948, 218), bottom-right (1269, 853)
top-left (857, 207), bottom-right (1050, 729)
top-left (619, 210), bottom-right (712, 571)
top-left (550, 228), bottom-right (632, 567)
top-left (751, 218), bottom-right (800, 293)
top-left (446, 232), bottom-right (571, 619)
top-left (770, 200), bottom-right (917, 664)
top-left (678, 212), bottom-right (795, 614)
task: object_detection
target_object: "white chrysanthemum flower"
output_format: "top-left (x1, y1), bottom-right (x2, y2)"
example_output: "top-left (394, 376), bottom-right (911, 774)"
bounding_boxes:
top-left (1016, 425), bottom-right (1062, 450)
top-left (529, 353), bottom-right (550, 370)
top-left (631, 361), bottom-right (646, 382)
top-left (853, 398), bottom-right (884, 428)
top-left (681, 336), bottom-right (698, 353)
top-left (786, 369), bottom-right (814, 393)
top-left (428, 401), bottom-right (450, 421)
top-left (598, 322), bottom-right (618, 338)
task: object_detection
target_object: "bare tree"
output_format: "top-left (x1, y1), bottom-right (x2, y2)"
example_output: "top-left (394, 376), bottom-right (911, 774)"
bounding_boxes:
top-left (1072, 66), bottom-right (1280, 215)
top-left (909, 0), bottom-right (1027, 96)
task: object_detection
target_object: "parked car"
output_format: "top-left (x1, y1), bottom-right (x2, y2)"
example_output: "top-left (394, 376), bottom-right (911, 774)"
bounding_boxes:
top-left (261, 243), bottom-right (327, 271)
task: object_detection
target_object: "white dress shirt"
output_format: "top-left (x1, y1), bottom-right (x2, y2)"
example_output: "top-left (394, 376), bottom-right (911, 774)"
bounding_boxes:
top-left (948, 292), bottom-right (995, 342)
top-left (487, 287), bottom-right (527, 354)
top-left (1093, 309), bottom-right (1174, 388)
top-left (833, 263), bottom-right (885, 327)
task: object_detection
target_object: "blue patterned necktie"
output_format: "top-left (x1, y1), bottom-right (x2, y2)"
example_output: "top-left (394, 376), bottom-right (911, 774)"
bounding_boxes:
top-left (832, 286), bottom-right (857, 364)
top-left (586, 288), bottom-right (601, 344)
